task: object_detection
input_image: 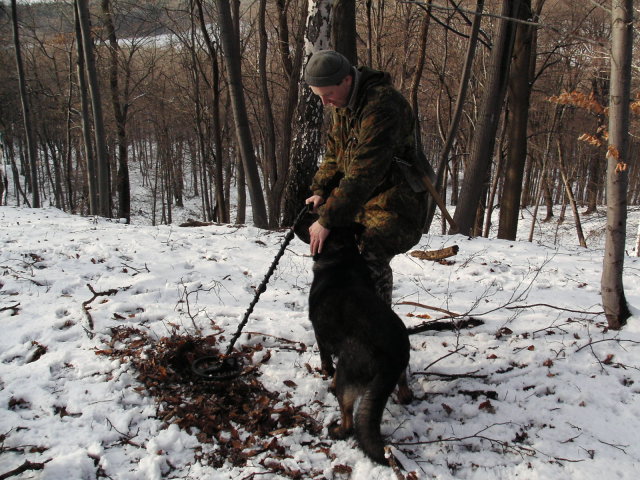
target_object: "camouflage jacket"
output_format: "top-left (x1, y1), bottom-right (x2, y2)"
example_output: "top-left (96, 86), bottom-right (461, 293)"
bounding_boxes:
top-left (311, 66), bottom-right (428, 255)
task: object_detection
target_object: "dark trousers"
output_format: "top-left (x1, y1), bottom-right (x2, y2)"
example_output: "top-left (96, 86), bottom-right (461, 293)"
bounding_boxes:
top-left (361, 246), bottom-right (394, 305)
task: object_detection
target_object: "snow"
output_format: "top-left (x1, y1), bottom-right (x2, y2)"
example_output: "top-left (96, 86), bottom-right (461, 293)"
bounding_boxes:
top-left (1, 201), bottom-right (640, 479)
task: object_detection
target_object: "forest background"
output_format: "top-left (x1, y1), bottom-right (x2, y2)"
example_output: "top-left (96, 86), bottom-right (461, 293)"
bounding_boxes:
top-left (0, 0), bottom-right (637, 320)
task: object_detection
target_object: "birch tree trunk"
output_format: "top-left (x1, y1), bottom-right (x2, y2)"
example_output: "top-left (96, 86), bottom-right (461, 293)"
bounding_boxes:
top-left (282, 0), bottom-right (334, 225)
top-left (601, 0), bottom-right (632, 329)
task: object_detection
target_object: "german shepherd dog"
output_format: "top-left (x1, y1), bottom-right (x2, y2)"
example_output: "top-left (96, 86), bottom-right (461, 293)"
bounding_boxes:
top-left (296, 220), bottom-right (410, 464)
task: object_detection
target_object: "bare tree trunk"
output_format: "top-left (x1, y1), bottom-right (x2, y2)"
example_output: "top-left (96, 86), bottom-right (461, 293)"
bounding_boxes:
top-left (282, 0), bottom-right (334, 225)
top-left (10, 0), bottom-right (40, 208)
top-left (195, 0), bottom-right (228, 223)
top-left (529, 103), bottom-right (562, 242)
top-left (258, 0), bottom-right (278, 226)
top-left (424, 0), bottom-right (484, 233)
top-left (484, 119), bottom-right (508, 237)
top-left (409, 1), bottom-right (432, 155)
top-left (331, 0), bottom-right (356, 63)
top-left (601, 0), bottom-right (632, 329)
top-left (101, 0), bottom-right (130, 223)
top-left (275, 0), bottom-right (306, 226)
top-left (498, 0), bottom-right (538, 240)
top-left (235, 152), bottom-right (246, 224)
top-left (557, 139), bottom-right (587, 248)
top-left (585, 74), bottom-right (608, 214)
top-left (76, 0), bottom-right (111, 218)
top-left (217, 0), bottom-right (268, 228)
top-left (451, 0), bottom-right (518, 236)
top-left (73, 5), bottom-right (97, 215)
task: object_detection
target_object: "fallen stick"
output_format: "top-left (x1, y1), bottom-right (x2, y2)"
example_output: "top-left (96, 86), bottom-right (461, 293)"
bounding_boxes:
top-left (0, 459), bottom-right (51, 480)
top-left (82, 284), bottom-right (119, 337)
top-left (410, 245), bottom-right (459, 261)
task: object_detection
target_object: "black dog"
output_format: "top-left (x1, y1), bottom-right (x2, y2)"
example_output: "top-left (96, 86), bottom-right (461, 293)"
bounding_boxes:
top-left (297, 221), bottom-right (410, 464)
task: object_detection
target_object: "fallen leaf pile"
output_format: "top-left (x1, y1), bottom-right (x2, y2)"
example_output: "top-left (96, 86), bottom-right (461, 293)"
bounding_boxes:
top-left (98, 327), bottom-right (322, 469)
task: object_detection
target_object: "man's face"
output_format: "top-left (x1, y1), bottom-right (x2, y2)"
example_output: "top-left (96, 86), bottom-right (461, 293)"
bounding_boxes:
top-left (310, 75), bottom-right (353, 108)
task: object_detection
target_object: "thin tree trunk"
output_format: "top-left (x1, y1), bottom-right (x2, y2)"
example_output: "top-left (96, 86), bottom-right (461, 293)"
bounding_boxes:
top-left (451, 0), bottom-right (518, 236)
top-left (101, 0), bottom-right (130, 223)
top-left (73, 4), bottom-right (97, 215)
top-left (424, 0), bottom-right (484, 233)
top-left (528, 104), bottom-right (562, 242)
top-left (601, 0), bottom-right (632, 329)
top-left (557, 139), bottom-right (587, 248)
top-left (217, 0), bottom-right (268, 228)
top-left (76, 0), bottom-right (111, 217)
top-left (258, 0), bottom-right (278, 226)
top-left (410, 1), bottom-right (432, 156)
top-left (10, 0), bottom-right (40, 208)
top-left (196, 0), bottom-right (228, 223)
top-left (484, 118), bottom-right (508, 237)
top-left (275, 0), bottom-right (306, 226)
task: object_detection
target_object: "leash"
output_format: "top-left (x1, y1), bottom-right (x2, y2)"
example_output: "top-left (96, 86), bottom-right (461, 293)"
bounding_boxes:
top-left (192, 205), bottom-right (311, 380)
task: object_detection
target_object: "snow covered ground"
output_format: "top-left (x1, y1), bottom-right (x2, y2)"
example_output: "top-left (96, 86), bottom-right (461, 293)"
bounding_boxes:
top-left (1, 198), bottom-right (640, 479)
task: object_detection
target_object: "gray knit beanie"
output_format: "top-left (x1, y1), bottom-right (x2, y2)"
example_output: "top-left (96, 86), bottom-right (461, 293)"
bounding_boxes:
top-left (304, 50), bottom-right (352, 87)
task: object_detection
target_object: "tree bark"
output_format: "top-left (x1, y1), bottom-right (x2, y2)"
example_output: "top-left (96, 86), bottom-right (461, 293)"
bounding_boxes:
top-left (258, 0), bottom-right (279, 226)
top-left (282, 0), bottom-right (334, 226)
top-left (451, 0), bottom-right (519, 236)
top-left (195, 0), bottom-right (228, 223)
top-left (76, 0), bottom-right (111, 218)
top-left (601, 0), bottom-right (632, 329)
top-left (10, 0), bottom-right (40, 208)
top-left (498, 0), bottom-right (537, 240)
top-left (425, 0), bottom-right (484, 233)
top-left (73, 4), bottom-right (97, 215)
top-left (331, 0), bottom-right (357, 64)
top-left (557, 138), bottom-right (587, 248)
top-left (217, 0), bottom-right (268, 228)
top-left (101, 0), bottom-right (130, 223)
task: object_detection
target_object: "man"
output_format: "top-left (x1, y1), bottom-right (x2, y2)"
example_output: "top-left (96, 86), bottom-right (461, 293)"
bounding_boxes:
top-left (304, 49), bottom-right (430, 305)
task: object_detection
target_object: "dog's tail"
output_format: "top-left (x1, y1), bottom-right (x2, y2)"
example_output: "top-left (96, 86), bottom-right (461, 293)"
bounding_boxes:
top-left (354, 373), bottom-right (397, 465)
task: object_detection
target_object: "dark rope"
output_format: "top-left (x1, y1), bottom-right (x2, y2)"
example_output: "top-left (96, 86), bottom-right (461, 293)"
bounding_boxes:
top-left (224, 205), bottom-right (310, 356)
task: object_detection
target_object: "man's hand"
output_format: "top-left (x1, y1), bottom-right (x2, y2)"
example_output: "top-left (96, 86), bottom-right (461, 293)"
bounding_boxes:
top-left (305, 195), bottom-right (329, 255)
top-left (305, 194), bottom-right (324, 213)
top-left (309, 220), bottom-right (330, 255)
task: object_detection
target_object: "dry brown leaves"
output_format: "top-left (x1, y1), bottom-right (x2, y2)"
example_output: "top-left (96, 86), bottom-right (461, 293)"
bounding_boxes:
top-left (98, 327), bottom-right (322, 472)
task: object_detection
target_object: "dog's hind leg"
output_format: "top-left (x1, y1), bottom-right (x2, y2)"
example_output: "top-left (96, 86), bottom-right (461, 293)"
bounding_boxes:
top-left (354, 371), bottom-right (398, 464)
top-left (329, 382), bottom-right (359, 440)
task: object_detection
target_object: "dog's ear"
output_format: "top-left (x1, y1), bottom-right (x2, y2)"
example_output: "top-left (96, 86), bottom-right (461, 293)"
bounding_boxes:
top-left (293, 211), bottom-right (318, 245)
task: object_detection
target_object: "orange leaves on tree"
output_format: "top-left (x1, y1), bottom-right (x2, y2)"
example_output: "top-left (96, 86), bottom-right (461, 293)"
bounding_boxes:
top-left (549, 90), bottom-right (606, 115)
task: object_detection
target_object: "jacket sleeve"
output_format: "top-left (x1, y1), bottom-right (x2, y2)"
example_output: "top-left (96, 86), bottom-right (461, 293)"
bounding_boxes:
top-left (320, 95), bottom-right (406, 229)
top-left (310, 115), bottom-right (340, 199)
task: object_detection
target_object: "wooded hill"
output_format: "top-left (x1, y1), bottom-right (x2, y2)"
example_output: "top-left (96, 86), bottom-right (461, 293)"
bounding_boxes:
top-left (1, 1), bottom-right (638, 237)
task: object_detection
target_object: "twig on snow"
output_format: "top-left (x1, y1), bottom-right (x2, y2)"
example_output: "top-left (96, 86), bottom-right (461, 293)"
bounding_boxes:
top-left (505, 303), bottom-right (604, 315)
top-left (0, 303), bottom-right (20, 315)
top-left (0, 459), bottom-right (51, 480)
top-left (82, 283), bottom-right (119, 338)
top-left (575, 338), bottom-right (640, 353)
